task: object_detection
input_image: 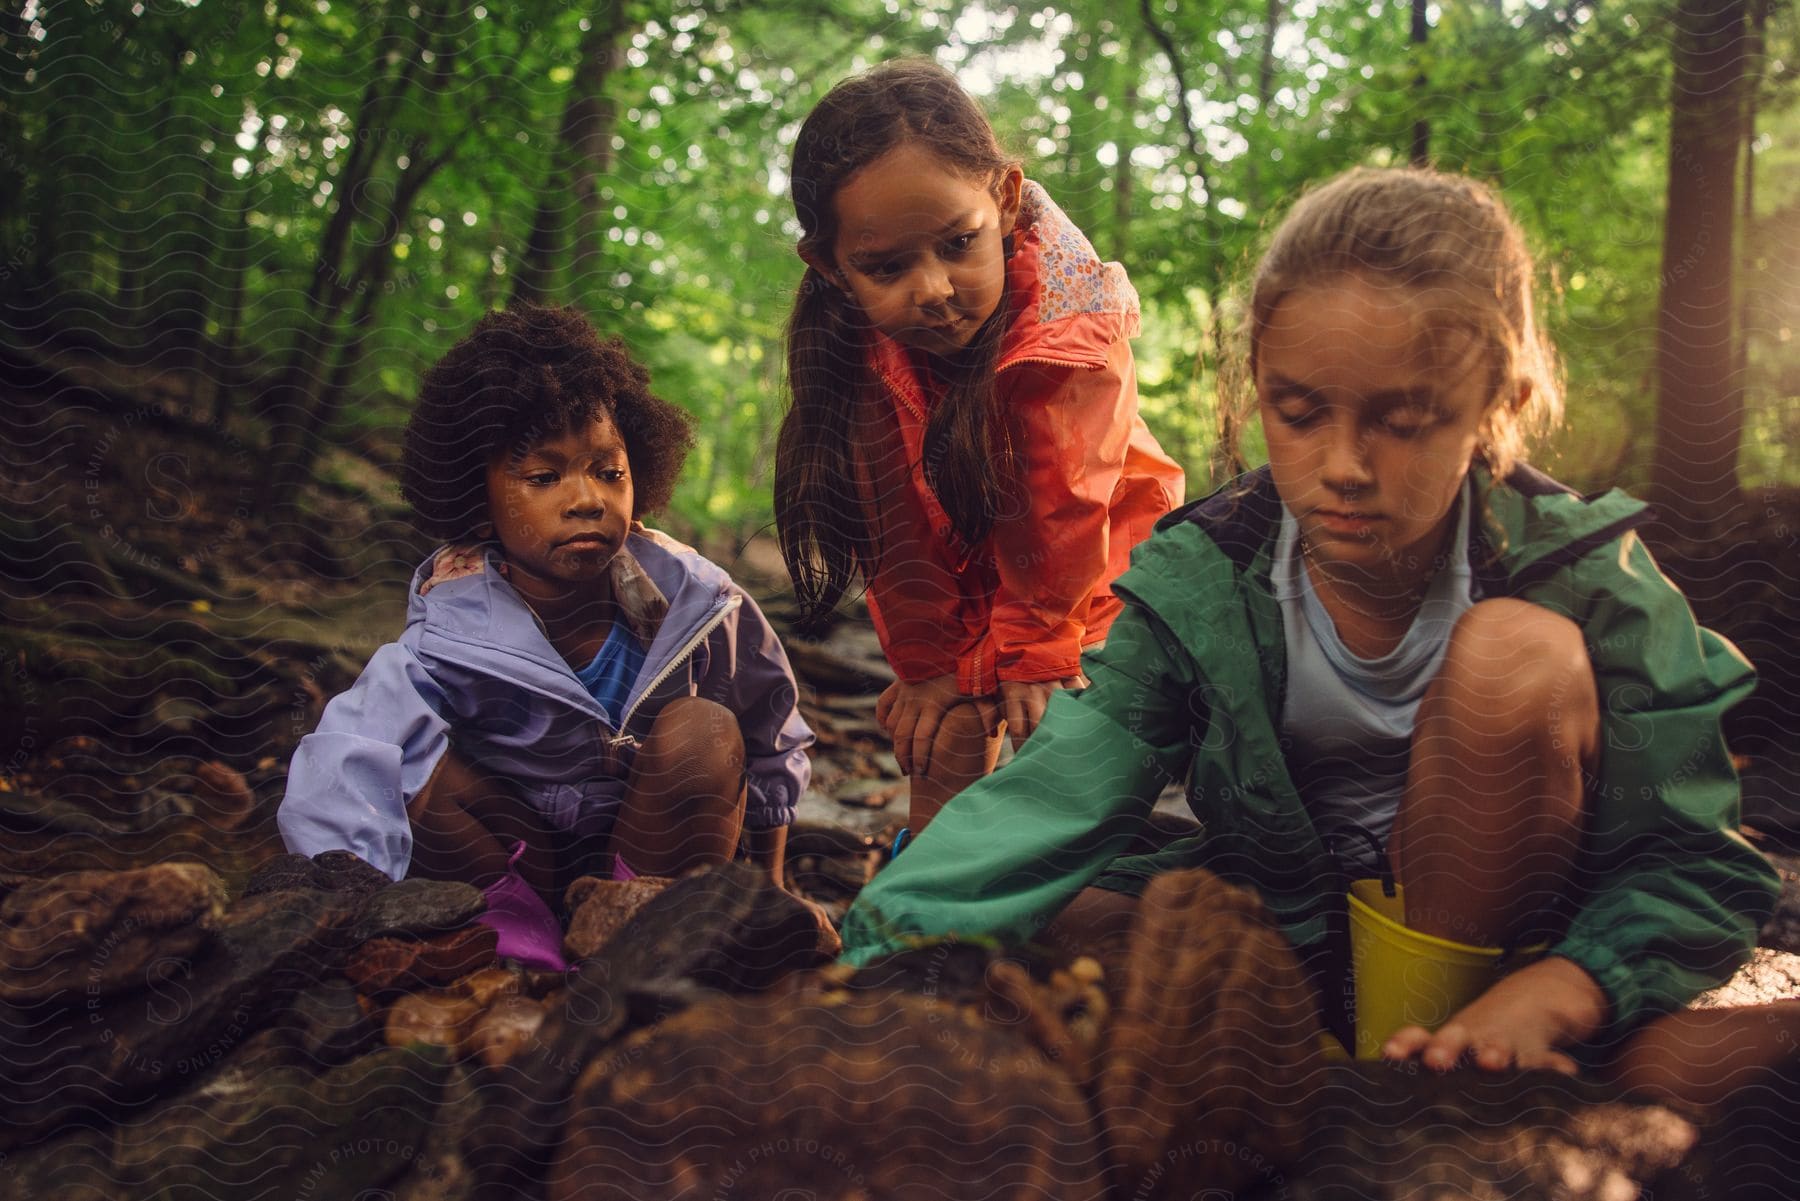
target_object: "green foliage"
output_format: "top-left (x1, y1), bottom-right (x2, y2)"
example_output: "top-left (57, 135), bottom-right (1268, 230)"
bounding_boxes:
top-left (2, 0), bottom-right (1796, 535)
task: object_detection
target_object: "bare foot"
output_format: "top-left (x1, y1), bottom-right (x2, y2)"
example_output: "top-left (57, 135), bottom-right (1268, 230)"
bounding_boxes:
top-left (1381, 956), bottom-right (1608, 1074)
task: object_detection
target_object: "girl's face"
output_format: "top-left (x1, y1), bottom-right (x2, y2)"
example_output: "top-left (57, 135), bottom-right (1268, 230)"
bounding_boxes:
top-left (811, 143), bottom-right (1023, 357)
top-left (1256, 276), bottom-right (1505, 581)
top-left (484, 413), bottom-right (633, 597)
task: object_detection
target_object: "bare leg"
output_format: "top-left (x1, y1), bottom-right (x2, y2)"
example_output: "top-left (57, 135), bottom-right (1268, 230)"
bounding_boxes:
top-left (906, 700), bottom-right (1004, 833)
top-left (1392, 598), bottom-right (1599, 948)
top-left (406, 747), bottom-right (557, 898)
top-left (1606, 1001), bottom-right (1800, 1112)
top-left (610, 697), bottom-right (748, 877)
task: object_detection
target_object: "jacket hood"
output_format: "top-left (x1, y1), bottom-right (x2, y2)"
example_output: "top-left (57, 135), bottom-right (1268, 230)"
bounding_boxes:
top-left (998, 180), bottom-right (1140, 368)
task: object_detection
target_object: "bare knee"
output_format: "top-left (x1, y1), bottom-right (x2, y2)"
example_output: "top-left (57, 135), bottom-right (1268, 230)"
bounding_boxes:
top-left (641, 696), bottom-right (745, 783)
top-left (615, 698), bottom-right (747, 875)
top-left (915, 700), bottom-right (1002, 785)
top-left (1434, 600), bottom-right (1597, 760)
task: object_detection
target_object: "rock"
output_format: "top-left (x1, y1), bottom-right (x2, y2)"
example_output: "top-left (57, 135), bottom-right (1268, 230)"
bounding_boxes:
top-left (1692, 948), bottom-right (1800, 1008)
top-left (0, 1123), bottom-right (116, 1201)
top-left (1092, 868), bottom-right (1323, 1200)
top-left (243, 848), bottom-right (392, 899)
top-left (0, 884), bottom-right (364, 1150)
top-left (0, 822), bottom-right (271, 893)
top-left (462, 862), bottom-right (834, 1195)
top-left (0, 862), bottom-right (228, 1004)
top-left (104, 1045), bottom-right (452, 1201)
top-left (561, 875), bottom-right (672, 960)
top-left (833, 775), bottom-right (904, 809)
top-left (1275, 1065), bottom-right (1701, 1201)
top-left (285, 977), bottom-right (380, 1067)
top-left (1757, 849), bottom-right (1800, 954)
top-left (456, 966), bottom-right (526, 1009)
top-left (348, 878), bottom-right (486, 945)
top-left (550, 988), bottom-right (1109, 1201)
top-left (393, 1061), bottom-right (483, 1201)
top-left (183, 759), bottom-right (258, 830)
top-left (346, 924), bottom-right (500, 995)
top-left (464, 995), bottom-right (546, 1070)
top-left (794, 785), bottom-right (904, 838)
top-left (387, 989), bottom-right (484, 1051)
top-left (783, 629), bottom-right (894, 694)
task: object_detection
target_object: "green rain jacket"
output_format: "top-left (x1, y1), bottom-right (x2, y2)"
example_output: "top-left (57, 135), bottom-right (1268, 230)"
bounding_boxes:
top-left (839, 465), bottom-right (1779, 1038)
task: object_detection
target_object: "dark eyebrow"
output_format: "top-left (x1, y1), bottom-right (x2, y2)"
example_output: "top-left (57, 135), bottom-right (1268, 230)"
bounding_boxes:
top-left (505, 444), bottom-right (563, 467)
top-left (1364, 388), bottom-right (1438, 411)
top-left (846, 210), bottom-right (983, 269)
top-left (1261, 373), bottom-right (1320, 401)
top-left (1261, 374), bottom-right (1436, 410)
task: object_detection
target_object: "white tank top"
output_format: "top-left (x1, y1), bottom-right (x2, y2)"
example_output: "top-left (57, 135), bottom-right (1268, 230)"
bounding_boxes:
top-left (1273, 478), bottom-right (1478, 879)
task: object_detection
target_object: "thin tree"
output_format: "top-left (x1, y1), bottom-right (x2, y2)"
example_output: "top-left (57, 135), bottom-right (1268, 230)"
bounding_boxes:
top-left (1650, 0), bottom-right (1751, 527)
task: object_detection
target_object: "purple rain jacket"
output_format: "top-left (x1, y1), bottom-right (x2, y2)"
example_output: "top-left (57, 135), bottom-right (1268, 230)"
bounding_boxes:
top-left (277, 525), bottom-right (814, 881)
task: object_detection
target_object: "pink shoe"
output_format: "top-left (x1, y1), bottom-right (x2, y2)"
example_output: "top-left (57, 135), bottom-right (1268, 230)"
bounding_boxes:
top-left (474, 842), bottom-right (569, 972)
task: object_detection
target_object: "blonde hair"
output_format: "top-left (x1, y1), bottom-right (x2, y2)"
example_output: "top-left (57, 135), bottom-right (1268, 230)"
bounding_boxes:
top-left (1233, 166), bottom-right (1562, 480)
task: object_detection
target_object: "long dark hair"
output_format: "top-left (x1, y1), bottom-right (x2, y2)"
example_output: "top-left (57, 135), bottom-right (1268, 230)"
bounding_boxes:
top-left (775, 59), bottom-right (1021, 633)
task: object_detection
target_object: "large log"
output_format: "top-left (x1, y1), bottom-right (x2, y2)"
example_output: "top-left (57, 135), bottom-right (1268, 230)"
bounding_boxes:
top-left (551, 987), bottom-right (1109, 1201)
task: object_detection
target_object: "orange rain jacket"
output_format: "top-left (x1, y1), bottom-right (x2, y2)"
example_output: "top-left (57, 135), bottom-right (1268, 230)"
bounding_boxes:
top-left (858, 181), bottom-right (1186, 696)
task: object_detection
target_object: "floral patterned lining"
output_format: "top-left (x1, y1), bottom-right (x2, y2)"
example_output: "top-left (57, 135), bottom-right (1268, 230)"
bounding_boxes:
top-left (1018, 180), bottom-right (1137, 325)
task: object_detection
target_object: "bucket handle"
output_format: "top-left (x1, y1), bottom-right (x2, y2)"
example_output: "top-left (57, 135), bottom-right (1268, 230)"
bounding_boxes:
top-left (1338, 825), bottom-right (1396, 898)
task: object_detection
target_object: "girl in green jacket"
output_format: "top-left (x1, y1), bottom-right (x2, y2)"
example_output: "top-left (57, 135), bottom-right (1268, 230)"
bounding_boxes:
top-left (839, 166), bottom-right (1789, 1105)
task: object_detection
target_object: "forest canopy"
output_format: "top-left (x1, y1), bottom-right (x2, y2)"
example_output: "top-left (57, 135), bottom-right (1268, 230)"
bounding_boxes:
top-left (2, 0), bottom-right (1795, 537)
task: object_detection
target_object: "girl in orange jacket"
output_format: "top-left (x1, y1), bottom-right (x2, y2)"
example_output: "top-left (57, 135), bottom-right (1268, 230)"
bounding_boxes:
top-left (775, 59), bottom-right (1185, 836)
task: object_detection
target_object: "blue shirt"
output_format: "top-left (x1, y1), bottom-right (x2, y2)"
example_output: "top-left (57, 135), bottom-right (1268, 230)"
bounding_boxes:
top-left (575, 620), bottom-right (647, 727)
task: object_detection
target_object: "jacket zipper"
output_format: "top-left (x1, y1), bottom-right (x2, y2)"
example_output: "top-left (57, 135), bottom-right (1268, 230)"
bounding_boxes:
top-left (995, 353), bottom-right (1103, 373)
top-left (613, 592), bottom-right (742, 742)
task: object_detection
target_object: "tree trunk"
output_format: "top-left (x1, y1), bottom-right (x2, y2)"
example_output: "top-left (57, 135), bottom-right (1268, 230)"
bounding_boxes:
top-left (1733, 0), bottom-right (1769, 393)
top-left (1112, 40), bottom-right (1137, 265)
top-left (511, 1), bottom-right (631, 307)
top-left (1248, 0), bottom-right (1283, 207)
top-left (280, 141), bottom-right (456, 492)
top-left (564, 0), bottom-right (631, 304)
top-left (257, 4), bottom-right (451, 512)
top-left (1410, 0), bottom-right (1430, 165)
top-left (1650, 0), bottom-right (1750, 526)
top-left (511, 192), bottom-right (564, 306)
top-left (212, 181), bottom-right (258, 429)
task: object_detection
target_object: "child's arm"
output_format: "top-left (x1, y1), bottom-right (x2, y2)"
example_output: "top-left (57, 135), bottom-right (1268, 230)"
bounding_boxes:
top-left (277, 642), bottom-right (454, 882)
top-left (839, 601), bottom-right (1196, 966)
top-left (958, 340), bottom-right (1176, 698)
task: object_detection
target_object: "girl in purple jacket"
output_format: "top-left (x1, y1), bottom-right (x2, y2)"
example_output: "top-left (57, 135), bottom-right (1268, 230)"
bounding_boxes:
top-left (279, 307), bottom-right (814, 951)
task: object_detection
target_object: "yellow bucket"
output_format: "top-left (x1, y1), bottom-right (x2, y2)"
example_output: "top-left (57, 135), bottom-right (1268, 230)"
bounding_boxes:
top-left (1346, 879), bottom-right (1506, 1060)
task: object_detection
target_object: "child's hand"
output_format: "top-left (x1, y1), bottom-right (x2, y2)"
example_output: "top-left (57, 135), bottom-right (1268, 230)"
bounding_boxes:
top-left (1380, 955), bottom-right (1608, 1074)
top-left (997, 676), bottom-right (1083, 749)
top-left (877, 675), bottom-right (994, 779)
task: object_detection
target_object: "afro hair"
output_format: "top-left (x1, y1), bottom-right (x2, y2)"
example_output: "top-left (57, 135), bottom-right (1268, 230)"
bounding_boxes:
top-left (400, 305), bottom-right (695, 543)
